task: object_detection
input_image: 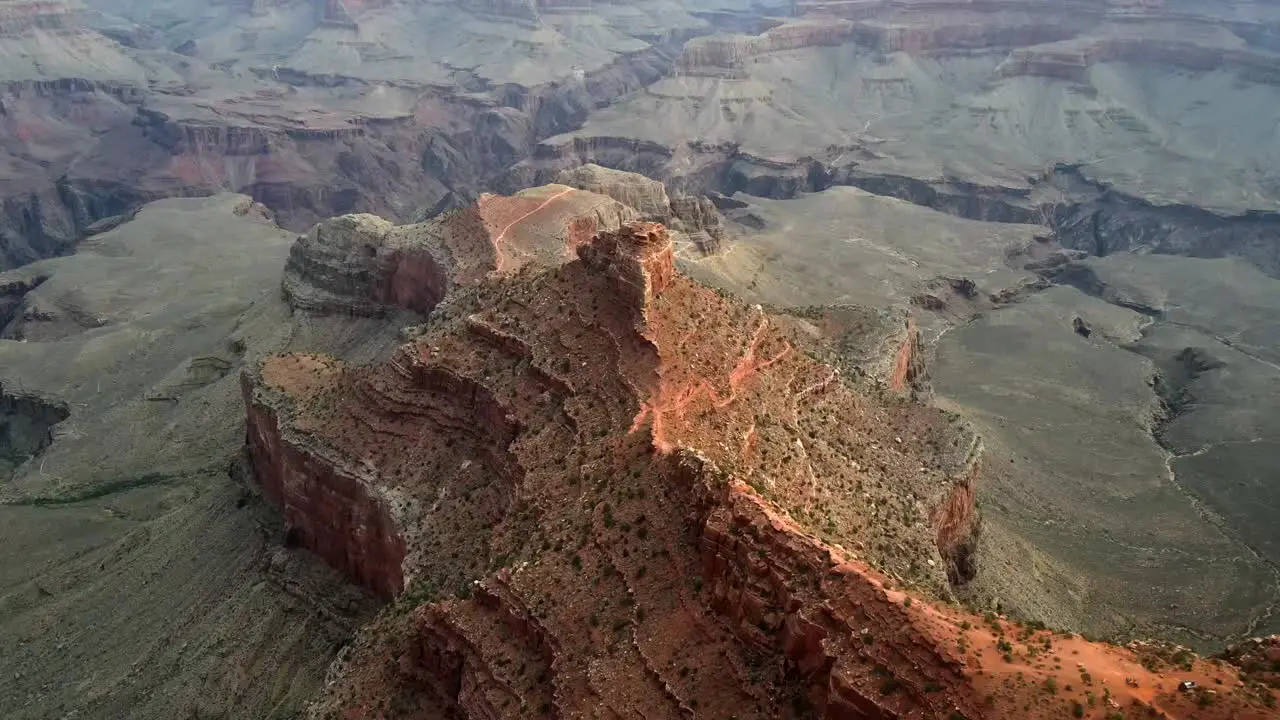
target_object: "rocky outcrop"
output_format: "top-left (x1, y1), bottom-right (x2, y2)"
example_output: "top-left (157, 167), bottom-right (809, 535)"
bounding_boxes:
top-left (0, 381), bottom-right (69, 477)
top-left (677, 21), bottom-right (856, 76)
top-left (281, 213), bottom-right (447, 316)
top-left (555, 164), bottom-right (673, 219)
top-left (137, 111), bottom-right (281, 156)
top-left (996, 36), bottom-right (1280, 84)
top-left (242, 363), bottom-right (408, 601)
top-left (852, 18), bottom-right (1082, 55)
top-left (576, 222), bottom-right (676, 323)
top-left (554, 164), bottom-right (727, 254)
top-left (282, 184), bottom-right (636, 316)
top-left (244, 218), bottom-right (1276, 719)
top-left (703, 0), bottom-right (1102, 56)
top-left (695, 469), bottom-right (982, 720)
top-left (669, 194), bottom-right (727, 253)
top-left (1218, 637), bottom-right (1280, 689)
top-left (0, 268), bottom-right (47, 334)
top-left (887, 315), bottom-right (924, 393)
top-left (796, 305), bottom-right (934, 392)
top-left (930, 440), bottom-right (981, 585)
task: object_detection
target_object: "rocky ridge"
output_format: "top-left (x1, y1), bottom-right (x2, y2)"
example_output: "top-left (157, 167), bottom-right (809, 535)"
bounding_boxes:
top-left (244, 218), bottom-right (1277, 719)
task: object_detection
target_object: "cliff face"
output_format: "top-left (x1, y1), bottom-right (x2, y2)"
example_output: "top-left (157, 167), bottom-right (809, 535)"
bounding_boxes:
top-left (242, 365), bottom-right (407, 601)
top-left (0, 380), bottom-right (69, 476)
top-left (678, 21), bottom-right (857, 75)
top-left (243, 219), bottom-right (1278, 719)
top-left (929, 443), bottom-right (981, 585)
top-left (555, 163), bottom-right (674, 219)
top-left (673, 4), bottom-right (1097, 75)
top-left (887, 315), bottom-right (925, 394)
top-left (683, 0), bottom-right (1266, 72)
top-left (995, 36), bottom-right (1280, 84)
top-left (0, 4), bottom-right (678, 272)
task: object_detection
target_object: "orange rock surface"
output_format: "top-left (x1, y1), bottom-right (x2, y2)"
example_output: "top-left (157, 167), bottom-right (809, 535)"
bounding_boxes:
top-left (243, 221), bottom-right (1278, 719)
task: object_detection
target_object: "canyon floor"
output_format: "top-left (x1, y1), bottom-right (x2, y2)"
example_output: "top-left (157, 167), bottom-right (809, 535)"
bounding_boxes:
top-left (0, 0), bottom-right (1279, 718)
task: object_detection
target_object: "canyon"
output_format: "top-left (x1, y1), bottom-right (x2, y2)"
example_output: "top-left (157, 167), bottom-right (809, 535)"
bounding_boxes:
top-left (0, 0), bottom-right (1278, 717)
top-left (244, 213), bottom-right (1276, 718)
top-left (0, 184), bottom-right (721, 718)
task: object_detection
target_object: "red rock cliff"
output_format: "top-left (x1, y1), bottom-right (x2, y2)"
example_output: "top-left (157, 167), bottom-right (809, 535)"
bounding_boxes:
top-left (242, 356), bottom-right (407, 601)
top-left (244, 221), bottom-right (1277, 720)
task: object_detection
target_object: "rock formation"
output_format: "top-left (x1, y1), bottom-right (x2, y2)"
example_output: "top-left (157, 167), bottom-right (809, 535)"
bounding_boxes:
top-left (677, 20), bottom-right (857, 76)
top-left (281, 184), bottom-right (637, 316)
top-left (554, 164), bottom-right (728, 254)
top-left (243, 219), bottom-right (1278, 719)
top-left (1219, 637), bottom-right (1280, 690)
top-left (554, 164), bottom-right (674, 220)
top-left (0, 381), bottom-right (68, 477)
top-left (0, 0), bottom-right (689, 271)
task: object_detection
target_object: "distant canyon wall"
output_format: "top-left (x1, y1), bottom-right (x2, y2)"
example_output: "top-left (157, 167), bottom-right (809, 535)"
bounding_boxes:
top-left (0, 20), bottom-right (677, 271)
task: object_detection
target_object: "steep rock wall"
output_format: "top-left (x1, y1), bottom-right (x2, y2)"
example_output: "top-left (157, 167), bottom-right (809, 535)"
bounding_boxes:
top-left (997, 37), bottom-right (1280, 84)
top-left (887, 315), bottom-right (925, 393)
top-left (930, 442), bottom-right (981, 585)
top-left (242, 370), bottom-right (408, 601)
top-left (678, 21), bottom-right (856, 75)
top-left (281, 213), bottom-right (450, 316)
top-left (0, 381), bottom-right (69, 476)
top-left (694, 472), bottom-right (983, 719)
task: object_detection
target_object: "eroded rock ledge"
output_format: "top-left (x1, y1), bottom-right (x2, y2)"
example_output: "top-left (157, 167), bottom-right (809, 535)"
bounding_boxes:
top-left (281, 174), bottom-right (730, 318)
top-left (245, 221), bottom-right (1277, 718)
top-left (280, 184), bottom-right (638, 316)
top-left (0, 381), bottom-right (68, 478)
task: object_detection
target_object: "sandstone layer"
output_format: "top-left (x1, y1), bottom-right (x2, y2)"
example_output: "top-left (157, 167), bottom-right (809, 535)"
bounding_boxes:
top-left (281, 183), bottom-right (637, 316)
top-left (244, 220), bottom-right (1278, 719)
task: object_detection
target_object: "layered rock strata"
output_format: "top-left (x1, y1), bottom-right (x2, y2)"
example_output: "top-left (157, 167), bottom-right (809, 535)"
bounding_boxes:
top-left (0, 0), bottom-right (686, 272)
top-left (554, 164), bottom-right (728, 253)
top-left (244, 220), bottom-right (1278, 719)
top-left (281, 184), bottom-right (636, 316)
